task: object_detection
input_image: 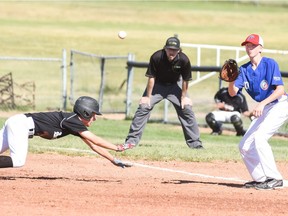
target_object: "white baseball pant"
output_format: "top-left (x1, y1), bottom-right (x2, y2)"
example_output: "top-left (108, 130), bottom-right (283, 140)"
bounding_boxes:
top-left (211, 110), bottom-right (241, 123)
top-left (0, 114), bottom-right (34, 167)
top-left (239, 96), bottom-right (288, 182)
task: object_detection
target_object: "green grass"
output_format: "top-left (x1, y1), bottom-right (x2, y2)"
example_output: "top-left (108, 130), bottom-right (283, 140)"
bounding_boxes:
top-left (0, 117), bottom-right (283, 163)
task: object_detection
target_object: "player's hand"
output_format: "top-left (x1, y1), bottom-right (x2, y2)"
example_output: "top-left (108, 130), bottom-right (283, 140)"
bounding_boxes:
top-left (243, 111), bottom-right (256, 121)
top-left (116, 145), bottom-right (125, 152)
top-left (116, 143), bottom-right (135, 152)
top-left (112, 158), bottom-right (133, 168)
top-left (181, 96), bottom-right (192, 109)
top-left (253, 103), bottom-right (265, 117)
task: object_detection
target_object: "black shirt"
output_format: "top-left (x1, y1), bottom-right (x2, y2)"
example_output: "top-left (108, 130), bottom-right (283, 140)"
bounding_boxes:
top-left (25, 112), bottom-right (87, 139)
top-left (214, 88), bottom-right (249, 113)
top-left (145, 49), bottom-right (192, 84)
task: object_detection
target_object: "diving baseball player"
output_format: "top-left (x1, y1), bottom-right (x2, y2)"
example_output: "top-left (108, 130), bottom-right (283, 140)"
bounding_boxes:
top-left (0, 96), bottom-right (131, 169)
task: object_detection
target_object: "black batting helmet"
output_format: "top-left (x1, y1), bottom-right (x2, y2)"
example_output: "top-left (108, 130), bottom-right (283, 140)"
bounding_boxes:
top-left (73, 96), bottom-right (102, 120)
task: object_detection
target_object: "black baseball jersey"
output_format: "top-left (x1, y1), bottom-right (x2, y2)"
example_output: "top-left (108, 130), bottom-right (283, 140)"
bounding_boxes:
top-left (25, 112), bottom-right (87, 139)
top-left (145, 49), bottom-right (192, 83)
top-left (214, 88), bottom-right (249, 113)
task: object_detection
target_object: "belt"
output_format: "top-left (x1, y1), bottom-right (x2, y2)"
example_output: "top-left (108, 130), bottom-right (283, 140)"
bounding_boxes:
top-left (27, 116), bottom-right (35, 139)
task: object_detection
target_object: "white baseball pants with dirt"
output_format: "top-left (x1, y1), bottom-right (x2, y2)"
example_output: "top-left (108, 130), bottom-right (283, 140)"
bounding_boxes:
top-left (239, 96), bottom-right (288, 182)
top-left (212, 110), bottom-right (241, 122)
top-left (0, 114), bottom-right (35, 167)
top-left (125, 82), bottom-right (202, 148)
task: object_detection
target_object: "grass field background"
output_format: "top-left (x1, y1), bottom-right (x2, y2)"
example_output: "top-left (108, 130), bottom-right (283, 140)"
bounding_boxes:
top-left (0, 1), bottom-right (288, 162)
top-left (1, 117), bottom-right (287, 163)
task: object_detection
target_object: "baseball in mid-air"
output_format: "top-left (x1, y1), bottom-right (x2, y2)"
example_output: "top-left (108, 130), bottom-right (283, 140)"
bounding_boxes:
top-left (118, 31), bottom-right (127, 39)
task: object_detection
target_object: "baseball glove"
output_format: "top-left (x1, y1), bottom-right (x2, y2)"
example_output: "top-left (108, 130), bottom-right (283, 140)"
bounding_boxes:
top-left (116, 143), bottom-right (136, 152)
top-left (219, 59), bottom-right (239, 82)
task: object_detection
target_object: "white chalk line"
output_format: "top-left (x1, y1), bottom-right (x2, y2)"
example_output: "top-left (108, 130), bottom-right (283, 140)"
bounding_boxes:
top-left (131, 162), bottom-right (246, 183)
top-left (35, 146), bottom-right (95, 154)
top-left (129, 162), bottom-right (288, 187)
top-left (35, 146), bottom-right (288, 186)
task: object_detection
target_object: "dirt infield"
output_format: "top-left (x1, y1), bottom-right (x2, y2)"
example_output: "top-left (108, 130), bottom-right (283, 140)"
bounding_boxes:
top-left (1, 153), bottom-right (288, 216)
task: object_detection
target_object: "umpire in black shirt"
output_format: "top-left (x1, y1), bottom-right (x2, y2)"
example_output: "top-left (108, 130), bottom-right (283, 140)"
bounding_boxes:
top-left (122, 37), bottom-right (203, 149)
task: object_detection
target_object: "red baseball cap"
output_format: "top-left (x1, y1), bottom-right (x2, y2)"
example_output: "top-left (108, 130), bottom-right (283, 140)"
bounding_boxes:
top-left (241, 34), bottom-right (264, 47)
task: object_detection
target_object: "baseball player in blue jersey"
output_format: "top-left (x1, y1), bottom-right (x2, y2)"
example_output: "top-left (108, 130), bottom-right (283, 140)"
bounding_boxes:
top-left (228, 34), bottom-right (288, 190)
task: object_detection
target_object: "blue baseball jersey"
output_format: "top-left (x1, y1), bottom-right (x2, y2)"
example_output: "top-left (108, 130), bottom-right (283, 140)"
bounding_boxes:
top-left (234, 57), bottom-right (283, 102)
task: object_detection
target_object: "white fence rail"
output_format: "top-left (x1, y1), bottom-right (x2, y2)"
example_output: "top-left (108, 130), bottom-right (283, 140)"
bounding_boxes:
top-left (181, 43), bottom-right (288, 86)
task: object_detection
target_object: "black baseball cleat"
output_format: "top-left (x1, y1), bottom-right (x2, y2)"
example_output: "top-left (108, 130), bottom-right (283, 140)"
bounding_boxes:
top-left (243, 180), bottom-right (262, 188)
top-left (255, 178), bottom-right (283, 190)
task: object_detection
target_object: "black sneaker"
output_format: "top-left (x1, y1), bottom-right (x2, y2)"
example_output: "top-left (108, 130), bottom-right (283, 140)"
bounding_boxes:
top-left (243, 180), bottom-right (262, 188)
top-left (255, 178), bottom-right (283, 190)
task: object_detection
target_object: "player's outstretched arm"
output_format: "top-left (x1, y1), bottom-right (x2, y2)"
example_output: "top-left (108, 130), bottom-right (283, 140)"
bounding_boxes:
top-left (79, 131), bottom-right (132, 167)
top-left (79, 130), bottom-right (126, 152)
top-left (81, 137), bottom-right (132, 168)
top-left (80, 131), bottom-right (118, 151)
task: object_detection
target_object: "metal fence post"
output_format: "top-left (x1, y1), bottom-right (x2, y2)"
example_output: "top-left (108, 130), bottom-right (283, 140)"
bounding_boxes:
top-left (69, 50), bottom-right (75, 107)
top-left (99, 57), bottom-right (106, 112)
top-left (126, 53), bottom-right (135, 118)
top-left (61, 49), bottom-right (67, 111)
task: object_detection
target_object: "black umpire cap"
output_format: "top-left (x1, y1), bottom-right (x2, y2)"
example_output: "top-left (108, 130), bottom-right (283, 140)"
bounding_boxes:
top-left (164, 37), bottom-right (180, 50)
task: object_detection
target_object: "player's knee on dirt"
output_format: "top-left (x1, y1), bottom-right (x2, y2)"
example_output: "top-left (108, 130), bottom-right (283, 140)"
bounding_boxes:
top-left (0, 155), bottom-right (13, 168)
top-left (205, 113), bottom-right (221, 132)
